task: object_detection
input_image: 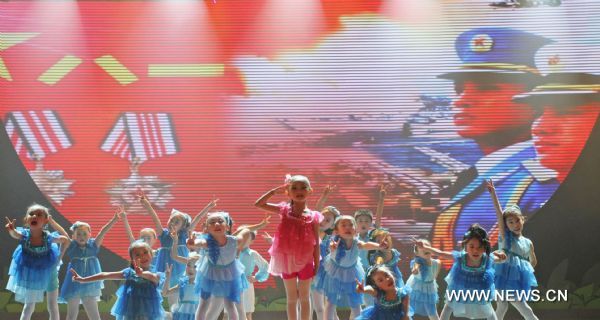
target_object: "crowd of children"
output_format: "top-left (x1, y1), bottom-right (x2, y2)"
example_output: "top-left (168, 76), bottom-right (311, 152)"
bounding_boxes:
top-left (5, 175), bottom-right (540, 320)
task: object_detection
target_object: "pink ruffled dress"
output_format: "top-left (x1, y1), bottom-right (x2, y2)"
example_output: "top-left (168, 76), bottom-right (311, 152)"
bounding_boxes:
top-left (268, 202), bottom-right (322, 276)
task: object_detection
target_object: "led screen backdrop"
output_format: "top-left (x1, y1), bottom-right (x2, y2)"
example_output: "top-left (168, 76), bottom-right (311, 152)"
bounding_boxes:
top-left (1, 0), bottom-right (599, 317)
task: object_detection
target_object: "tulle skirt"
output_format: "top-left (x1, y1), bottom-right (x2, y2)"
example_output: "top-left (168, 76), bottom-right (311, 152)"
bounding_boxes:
top-left (494, 256), bottom-right (537, 295)
top-left (111, 282), bottom-right (164, 320)
top-left (195, 259), bottom-right (248, 303)
top-left (6, 245), bottom-right (60, 303)
top-left (406, 274), bottom-right (438, 316)
top-left (173, 301), bottom-right (199, 320)
top-left (313, 260), bottom-right (364, 308)
top-left (59, 257), bottom-right (104, 302)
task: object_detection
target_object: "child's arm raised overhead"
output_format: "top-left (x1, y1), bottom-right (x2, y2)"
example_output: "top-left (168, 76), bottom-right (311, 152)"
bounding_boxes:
top-left (48, 214), bottom-right (69, 237)
top-left (95, 208), bottom-right (121, 247)
top-left (315, 184), bottom-right (335, 212)
top-left (486, 179), bottom-right (506, 242)
top-left (374, 184), bottom-right (388, 229)
top-left (138, 190), bottom-right (163, 232)
top-left (119, 210), bottom-right (136, 244)
top-left (4, 217), bottom-right (22, 240)
top-left (190, 198), bottom-right (219, 231)
top-left (255, 184), bottom-right (288, 214)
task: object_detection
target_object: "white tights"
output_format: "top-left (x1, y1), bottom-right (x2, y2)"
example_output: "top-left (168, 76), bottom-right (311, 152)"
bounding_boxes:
top-left (495, 301), bottom-right (538, 320)
top-left (21, 289), bottom-right (60, 320)
top-left (440, 304), bottom-right (498, 320)
top-left (196, 297), bottom-right (244, 320)
top-left (324, 300), bottom-right (360, 320)
top-left (66, 296), bottom-right (101, 320)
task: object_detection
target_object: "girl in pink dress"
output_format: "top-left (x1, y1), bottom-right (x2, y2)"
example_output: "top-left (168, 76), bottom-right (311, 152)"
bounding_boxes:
top-left (255, 174), bottom-right (322, 320)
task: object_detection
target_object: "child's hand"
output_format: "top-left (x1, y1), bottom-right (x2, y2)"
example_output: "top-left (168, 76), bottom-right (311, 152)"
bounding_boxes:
top-left (324, 184), bottom-right (336, 194)
top-left (273, 184), bottom-right (288, 195)
top-left (355, 278), bottom-right (365, 293)
top-left (137, 189), bottom-right (149, 204)
top-left (165, 264), bottom-right (173, 276)
top-left (247, 275), bottom-right (256, 283)
top-left (114, 206), bottom-right (124, 221)
top-left (379, 184), bottom-right (389, 197)
top-left (485, 179), bottom-right (495, 193)
top-left (133, 259), bottom-right (143, 275)
top-left (411, 237), bottom-right (425, 249)
top-left (70, 268), bottom-right (83, 282)
top-left (208, 197), bottom-right (219, 209)
top-left (169, 230), bottom-right (179, 242)
top-left (5, 217), bottom-right (16, 231)
top-left (493, 250), bottom-right (507, 262)
top-left (186, 232), bottom-right (197, 249)
top-left (260, 213), bottom-right (271, 226)
top-left (330, 238), bottom-right (340, 252)
top-left (262, 232), bottom-right (273, 244)
top-left (411, 264), bottom-right (419, 275)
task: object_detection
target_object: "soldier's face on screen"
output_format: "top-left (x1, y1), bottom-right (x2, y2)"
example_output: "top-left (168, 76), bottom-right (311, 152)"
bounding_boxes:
top-left (532, 101), bottom-right (600, 182)
top-left (453, 79), bottom-right (536, 139)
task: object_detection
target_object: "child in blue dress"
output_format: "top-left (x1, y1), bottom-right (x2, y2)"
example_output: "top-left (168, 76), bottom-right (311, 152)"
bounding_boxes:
top-left (239, 230), bottom-right (270, 320)
top-left (368, 228), bottom-right (404, 287)
top-left (58, 209), bottom-right (121, 320)
top-left (139, 191), bottom-right (217, 305)
top-left (314, 215), bottom-right (388, 319)
top-left (415, 224), bottom-right (506, 320)
top-left (5, 204), bottom-right (70, 320)
top-left (186, 211), bottom-right (252, 320)
top-left (486, 180), bottom-right (539, 320)
top-left (163, 245), bottom-right (202, 320)
top-left (356, 265), bottom-right (411, 320)
top-left (71, 240), bottom-right (166, 320)
top-left (406, 238), bottom-right (440, 319)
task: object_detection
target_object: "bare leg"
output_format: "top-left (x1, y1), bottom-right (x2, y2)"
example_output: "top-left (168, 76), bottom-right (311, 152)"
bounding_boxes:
top-left (311, 290), bottom-right (325, 320)
top-left (20, 303), bottom-right (36, 320)
top-left (297, 279), bottom-right (312, 320)
top-left (283, 278), bottom-right (299, 320)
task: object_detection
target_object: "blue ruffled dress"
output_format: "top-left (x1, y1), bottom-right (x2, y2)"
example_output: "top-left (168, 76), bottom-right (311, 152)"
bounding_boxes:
top-left (173, 276), bottom-right (199, 320)
top-left (369, 249), bottom-right (405, 287)
top-left (494, 231), bottom-right (537, 299)
top-left (406, 257), bottom-right (439, 317)
top-left (445, 251), bottom-right (495, 319)
top-left (194, 235), bottom-right (248, 303)
top-left (314, 236), bottom-right (365, 308)
top-left (311, 234), bottom-right (332, 291)
top-left (6, 228), bottom-right (61, 303)
top-left (111, 268), bottom-right (165, 320)
top-left (154, 228), bottom-right (189, 287)
top-left (59, 239), bottom-right (104, 303)
top-left (356, 286), bottom-right (412, 320)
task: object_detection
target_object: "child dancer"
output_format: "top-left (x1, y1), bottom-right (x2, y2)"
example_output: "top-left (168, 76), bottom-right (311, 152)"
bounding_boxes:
top-left (59, 209), bottom-right (121, 320)
top-left (312, 205), bottom-right (341, 320)
top-left (120, 210), bottom-right (159, 270)
top-left (368, 228), bottom-right (404, 287)
top-left (163, 237), bottom-right (202, 320)
top-left (406, 239), bottom-right (440, 319)
top-left (187, 212), bottom-right (252, 320)
top-left (255, 174), bottom-right (322, 320)
top-left (140, 191), bottom-right (217, 302)
top-left (71, 240), bottom-right (166, 319)
top-left (5, 204), bottom-right (70, 320)
top-left (239, 230), bottom-right (270, 320)
top-left (356, 265), bottom-right (411, 320)
top-left (355, 185), bottom-right (387, 278)
top-left (314, 215), bottom-right (389, 320)
top-left (415, 224), bottom-right (506, 320)
top-left (486, 180), bottom-right (539, 320)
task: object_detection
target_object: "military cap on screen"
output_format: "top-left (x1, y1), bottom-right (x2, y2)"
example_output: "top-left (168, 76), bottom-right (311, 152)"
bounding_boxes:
top-left (438, 27), bottom-right (553, 79)
top-left (514, 72), bottom-right (600, 104)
